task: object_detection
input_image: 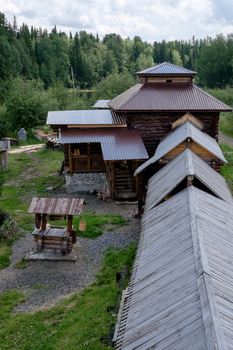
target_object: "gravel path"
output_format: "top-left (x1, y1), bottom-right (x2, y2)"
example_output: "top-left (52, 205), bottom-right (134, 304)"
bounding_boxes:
top-left (0, 194), bottom-right (139, 312)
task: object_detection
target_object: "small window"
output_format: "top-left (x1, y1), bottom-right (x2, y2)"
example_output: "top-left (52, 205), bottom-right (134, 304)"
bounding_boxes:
top-left (166, 79), bottom-right (172, 83)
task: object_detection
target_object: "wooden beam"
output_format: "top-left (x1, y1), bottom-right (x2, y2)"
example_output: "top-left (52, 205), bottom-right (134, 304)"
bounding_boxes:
top-left (68, 145), bottom-right (73, 172)
top-left (67, 215), bottom-right (73, 233)
top-left (41, 214), bottom-right (47, 231)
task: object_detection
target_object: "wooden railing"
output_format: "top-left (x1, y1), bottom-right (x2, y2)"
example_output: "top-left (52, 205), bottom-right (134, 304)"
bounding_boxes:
top-left (71, 155), bottom-right (105, 172)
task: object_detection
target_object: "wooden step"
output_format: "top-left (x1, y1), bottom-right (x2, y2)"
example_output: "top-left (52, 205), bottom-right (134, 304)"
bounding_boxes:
top-left (115, 191), bottom-right (137, 199)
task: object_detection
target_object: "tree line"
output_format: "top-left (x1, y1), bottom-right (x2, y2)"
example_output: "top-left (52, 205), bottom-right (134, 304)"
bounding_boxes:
top-left (1, 12), bottom-right (233, 89)
top-left (0, 11), bottom-right (233, 137)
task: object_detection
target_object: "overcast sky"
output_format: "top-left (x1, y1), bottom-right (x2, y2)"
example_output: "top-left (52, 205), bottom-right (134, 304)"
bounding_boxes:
top-left (1, 0), bottom-right (233, 41)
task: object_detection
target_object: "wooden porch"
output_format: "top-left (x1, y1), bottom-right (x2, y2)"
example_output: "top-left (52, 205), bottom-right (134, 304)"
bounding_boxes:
top-left (64, 143), bottom-right (105, 173)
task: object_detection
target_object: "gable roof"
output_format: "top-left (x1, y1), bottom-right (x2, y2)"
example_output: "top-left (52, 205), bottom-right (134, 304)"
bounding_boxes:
top-left (59, 128), bottom-right (149, 161)
top-left (92, 99), bottom-right (110, 109)
top-left (137, 62), bottom-right (196, 76)
top-left (145, 149), bottom-right (232, 211)
top-left (28, 197), bottom-right (84, 216)
top-left (115, 187), bottom-right (233, 350)
top-left (134, 121), bottom-right (227, 175)
top-left (108, 83), bottom-right (232, 112)
top-left (171, 112), bottom-right (204, 130)
top-left (46, 109), bottom-right (126, 127)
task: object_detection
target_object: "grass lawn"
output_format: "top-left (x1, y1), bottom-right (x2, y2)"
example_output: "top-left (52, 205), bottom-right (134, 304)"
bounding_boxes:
top-left (0, 244), bottom-right (136, 350)
top-left (220, 112), bottom-right (233, 138)
top-left (0, 148), bottom-right (128, 268)
top-left (220, 143), bottom-right (233, 193)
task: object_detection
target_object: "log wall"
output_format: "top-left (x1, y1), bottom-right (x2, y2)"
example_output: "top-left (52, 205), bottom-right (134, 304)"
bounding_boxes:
top-left (126, 112), bottom-right (219, 156)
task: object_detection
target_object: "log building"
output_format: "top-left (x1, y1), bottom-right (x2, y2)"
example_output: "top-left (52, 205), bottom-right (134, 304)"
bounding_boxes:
top-left (47, 62), bottom-right (231, 200)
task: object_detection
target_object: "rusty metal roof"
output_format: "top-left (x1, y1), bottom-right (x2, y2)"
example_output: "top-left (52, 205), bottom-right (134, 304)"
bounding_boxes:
top-left (46, 109), bottom-right (126, 127)
top-left (59, 129), bottom-right (149, 161)
top-left (108, 83), bottom-right (232, 112)
top-left (28, 197), bottom-right (84, 215)
top-left (92, 100), bottom-right (110, 109)
top-left (137, 62), bottom-right (196, 76)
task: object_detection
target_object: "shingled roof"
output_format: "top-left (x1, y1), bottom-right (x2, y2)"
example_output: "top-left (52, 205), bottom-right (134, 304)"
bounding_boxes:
top-left (145, 149), bottom-right (232, 211)
top-left (134, 121), bottom-right (227, 175)
top-left (115, 186), bottom-right (233, 350)
top-left (108, 83), bottom-right (232, 111)
top-left (137, 62), bottom-right (196, 76)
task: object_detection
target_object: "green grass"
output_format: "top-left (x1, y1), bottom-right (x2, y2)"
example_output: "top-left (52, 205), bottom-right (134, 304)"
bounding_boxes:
top-left (220, 143), bottom-right (233, 193)
top-left (0, 244), bottom-right (136, 350)
top-left (13, 258), bottom-right (28, 269)
top-left (54, 212), bottom-right (128, 238)
top-left (0, 148), bottom-right (128, 268)
top-left (207, 88), bottom-right (233, 138)
top-left (220, 112), bottom-right (233, 138)
top-left (0, 244), bottom-right (11, 269)
top-left (0, 148), bottom-right (64, 269)
top-left (0, 149), bottom-right (63, 231)
top-left (77, 213), bottom-right (127, 238)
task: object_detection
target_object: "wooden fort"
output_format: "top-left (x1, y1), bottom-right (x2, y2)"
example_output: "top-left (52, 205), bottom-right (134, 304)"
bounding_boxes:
top-left (47, 62), bottom-right (231, 200)
top-left (28, 197), bottom-right (84, 258)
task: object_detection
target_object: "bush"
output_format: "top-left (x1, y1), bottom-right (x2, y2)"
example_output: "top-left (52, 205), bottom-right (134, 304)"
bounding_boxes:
top-left (0, 214), bottom-right (19, 243)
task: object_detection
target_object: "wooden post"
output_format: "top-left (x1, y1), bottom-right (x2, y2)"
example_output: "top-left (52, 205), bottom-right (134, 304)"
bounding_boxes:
top-left (67, 215), bottom-right (73, 233)
top-left (3, 151), bottom-right (8, 169)
top-left (41, 214), bottom-right (47, 231)
top-left (111, 162), bottom-right (115, 199)
top-left (68, 145), bottom-right (73, 172)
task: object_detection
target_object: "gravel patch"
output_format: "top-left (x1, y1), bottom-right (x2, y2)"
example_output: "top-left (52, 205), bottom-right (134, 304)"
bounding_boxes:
top-left (0, 194), bottom-right (139, 312)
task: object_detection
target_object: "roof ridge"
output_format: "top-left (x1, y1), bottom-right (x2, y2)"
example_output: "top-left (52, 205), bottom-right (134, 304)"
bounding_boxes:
top-left (187, 187), bottom-right (229, 350)
top-left (137, 62), bottom-right (196, 75)
top-left (108, 83), bottom-right (143, 110)
top-left (185, 148), bottom-right (194, 175)
top-left (193, 85), bottom-right (232, 110)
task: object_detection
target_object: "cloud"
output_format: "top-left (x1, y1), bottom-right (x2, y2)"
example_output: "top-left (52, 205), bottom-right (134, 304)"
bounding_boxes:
top-left (1, 0), bottom-right (233, 41)
top-left (212, 0), bottom-right (233, 22)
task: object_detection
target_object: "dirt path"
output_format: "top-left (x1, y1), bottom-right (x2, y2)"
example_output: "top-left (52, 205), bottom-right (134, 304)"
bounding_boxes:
top-left (9, 144), bottom-right (45, 154)
top-left (219, 132), bottom-right (233, 148)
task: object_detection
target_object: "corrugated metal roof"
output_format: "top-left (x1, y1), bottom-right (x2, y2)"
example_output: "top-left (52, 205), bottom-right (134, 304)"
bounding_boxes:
top-left (134, 121), bottom-right (226, 175)
top-left (46, 109), bottom-right (126, 126)
top-left (108, 83), bottom-right (232, 112)
top-left (28, 197), bottom-right (84, 215)
top-left (92, 100), bottom-right (110, 109)
top-left (59, 129), bottom-right (149, 161)
top-left (145, 149), bottom-right (232, 211)
top-left (115, 186), bottom-right (233, 349)
top-left (137, 62), bottom-right (196, 75)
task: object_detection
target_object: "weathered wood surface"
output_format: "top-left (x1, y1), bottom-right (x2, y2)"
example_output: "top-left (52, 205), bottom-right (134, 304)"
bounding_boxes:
top-left (28, 197), bottom-right (84, 216)
top-left (32, 227), bottom-right (73, 253)
top-left (115, 187), bottom-right (233, 349)
top-left (171, 112), bottom-right (204, 130)
top-left (127, 112), bottom-right (219, 157)
top-left (145, 149), bottom-right (232, 211)
top-left (134, 120), bottom-right (225, 176)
